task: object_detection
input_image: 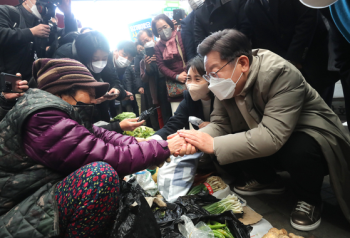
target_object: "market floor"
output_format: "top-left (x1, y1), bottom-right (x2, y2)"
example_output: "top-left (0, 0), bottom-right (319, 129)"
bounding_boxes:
top-left (233, 173), bottom-right (350, 238)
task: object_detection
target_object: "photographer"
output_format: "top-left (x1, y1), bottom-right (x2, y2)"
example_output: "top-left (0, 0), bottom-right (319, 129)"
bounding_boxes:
top-left (0, 0), bottom-right (77, 82)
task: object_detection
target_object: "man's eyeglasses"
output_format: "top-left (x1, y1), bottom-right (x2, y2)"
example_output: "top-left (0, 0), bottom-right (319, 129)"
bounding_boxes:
top-left (203, 57), bottom-right (236, 82)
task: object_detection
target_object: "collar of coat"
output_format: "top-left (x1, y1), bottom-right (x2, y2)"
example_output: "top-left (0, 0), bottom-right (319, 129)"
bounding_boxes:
top-left (237, 49), bottom-right (260, 98)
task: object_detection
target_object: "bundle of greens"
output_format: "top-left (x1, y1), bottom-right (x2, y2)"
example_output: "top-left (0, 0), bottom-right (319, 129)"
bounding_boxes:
top-left (124, 126), bottom-right (155, 139)
top-left (203, 194), bottom-right (243, 215)
top-left (206, 220), bottom-right (235, 238)
top-left (187, 176), bottom-right (227, 195)
top-left (187, 184), bottom-right (208, 195)
top-left (111, 112), bottom-right (136, 122)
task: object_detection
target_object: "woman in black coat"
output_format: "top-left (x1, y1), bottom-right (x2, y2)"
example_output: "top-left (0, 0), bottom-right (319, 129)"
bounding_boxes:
top-left (153, 56), bottom-right (214, 140)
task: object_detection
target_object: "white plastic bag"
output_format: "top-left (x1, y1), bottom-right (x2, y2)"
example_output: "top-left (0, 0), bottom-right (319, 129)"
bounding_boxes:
top-left (189, 116), bottom-right (204, 127)
top-left (178, 215), bottom-right (214, 238)
top-left (157, 152), bottom-right (203, 202)
top-left (93, 121), bottom-right (110, 126)
top-left (134, 170), bottom-right (158, 196)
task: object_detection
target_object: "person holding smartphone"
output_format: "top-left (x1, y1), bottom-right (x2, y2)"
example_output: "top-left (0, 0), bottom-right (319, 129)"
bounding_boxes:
top-left (137, 28), bottom-right (172, 128)
top-left (0, 73), bottom-right (28, 121)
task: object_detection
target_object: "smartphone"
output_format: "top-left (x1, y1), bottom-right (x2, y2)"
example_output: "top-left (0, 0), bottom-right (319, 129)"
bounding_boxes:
top-left (145, 47), bottom-right (155, 58)
top-left (0, 73), bottom-right (22, 93)
top-left (104, 92), bottom-right (119, 98)
top-left (173, 9), bottom-right (186, 25)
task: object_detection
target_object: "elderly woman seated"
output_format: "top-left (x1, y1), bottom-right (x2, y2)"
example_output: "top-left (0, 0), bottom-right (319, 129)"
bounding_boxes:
top-left (0, 58), bottom-right (195, 238)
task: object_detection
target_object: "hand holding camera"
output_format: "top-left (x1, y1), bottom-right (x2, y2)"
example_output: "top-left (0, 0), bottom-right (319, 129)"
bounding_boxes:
top-left (30, 24), bottom-right (51, 38)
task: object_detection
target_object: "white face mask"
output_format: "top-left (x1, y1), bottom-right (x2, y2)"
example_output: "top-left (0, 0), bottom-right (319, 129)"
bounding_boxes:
top-left (159, 28), bottom-right (173, 41)
top-left (188, 0), bottom-right (205, 10)
top-left (89, 61), bottom-right (107, 74)
top-left (186, 83), bottom-right (210, 101)
top-left (28, 0), bottom-right (43, 20)
top-left (114, 56), bottom-right (131, 68)
top-left (208, 60), bottom-right (243, 101)
top-left (144, 41), bottom-right (155, 48)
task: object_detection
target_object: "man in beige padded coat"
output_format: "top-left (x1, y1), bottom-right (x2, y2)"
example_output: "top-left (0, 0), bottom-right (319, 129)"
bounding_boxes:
top-left (178, 29), bottom-right (350, 231)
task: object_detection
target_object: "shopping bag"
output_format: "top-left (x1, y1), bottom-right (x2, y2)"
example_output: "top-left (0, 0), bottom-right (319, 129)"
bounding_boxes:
top-left (157, 152), bottom-right (203, 202)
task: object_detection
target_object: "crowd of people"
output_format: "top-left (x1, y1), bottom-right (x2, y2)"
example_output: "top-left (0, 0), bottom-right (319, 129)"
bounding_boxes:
top-left (0, 0), bottom-right (350, 237)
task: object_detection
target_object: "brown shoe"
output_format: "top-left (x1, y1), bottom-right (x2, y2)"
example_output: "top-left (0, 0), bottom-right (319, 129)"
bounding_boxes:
top-left (233, 178), bottom-right (285, 196)
top-left (290, 201), bottom-right (322, 231)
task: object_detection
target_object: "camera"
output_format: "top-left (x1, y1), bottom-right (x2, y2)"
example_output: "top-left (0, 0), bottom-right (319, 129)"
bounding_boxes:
top-left (36, 0), bottom-right (62, 23)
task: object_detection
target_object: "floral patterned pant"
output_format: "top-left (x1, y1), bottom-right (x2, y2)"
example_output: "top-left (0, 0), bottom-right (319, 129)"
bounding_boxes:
top-left (55, 162), bottom-right (120, 238)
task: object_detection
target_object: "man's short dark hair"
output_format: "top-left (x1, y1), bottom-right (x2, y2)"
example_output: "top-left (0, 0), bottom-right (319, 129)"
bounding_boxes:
top-left (117, 41), bottom-right (137, 57)
top-left (151, 14), bottom-right (174, 37)
top-left (197, 29), bottom-right (253, 65)
top-left (137, 29), bottom-right (153, 45)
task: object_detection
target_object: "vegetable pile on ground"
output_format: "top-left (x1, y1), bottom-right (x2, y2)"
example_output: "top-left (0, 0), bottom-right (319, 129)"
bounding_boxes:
top-left (207, 220), bottom-right (235, 238)
top-left (203, 194), bottom-right (243, 214)
top-left (111, 112), bottom-right (136, 122)
top-left (188, 176), bottom-right (228, 195)
top-left (124, 126), bottom-right (155, 138)
top-left (262, 228), bottom-right (304, 238)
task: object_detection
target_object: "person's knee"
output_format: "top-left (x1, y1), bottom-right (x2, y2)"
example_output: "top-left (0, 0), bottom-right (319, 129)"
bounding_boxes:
top-left (83, 162), bottom-right (120, 192)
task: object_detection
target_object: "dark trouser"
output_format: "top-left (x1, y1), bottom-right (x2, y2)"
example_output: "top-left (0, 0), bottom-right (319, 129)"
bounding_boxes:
top-left (141, 87), bottom-right (160, 130)
top-left (108, 99), bottom-right (118, 118)
top-left (157, 77), bottom-right (172, 125)
top-left (235, 132), bottom-right (328, 205)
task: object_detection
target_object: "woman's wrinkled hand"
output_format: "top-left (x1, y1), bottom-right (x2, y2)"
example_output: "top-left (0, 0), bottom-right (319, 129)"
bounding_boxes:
top-left (120, 118), bottom-right (145, 131)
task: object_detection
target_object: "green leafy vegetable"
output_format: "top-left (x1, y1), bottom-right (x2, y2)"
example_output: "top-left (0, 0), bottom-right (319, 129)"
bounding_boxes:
top-left (124, 126), bottom-right (155, 139)
top-left (111, 112), bottom-right (136, 122)
top-left (203, 194), bottom-right (243, 214)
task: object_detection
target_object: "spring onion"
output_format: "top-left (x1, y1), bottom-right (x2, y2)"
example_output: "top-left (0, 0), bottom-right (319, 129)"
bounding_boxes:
top-left (187, 184), bottom-right (208, 195)
top-left (203, 194), bottom-right (243, 214)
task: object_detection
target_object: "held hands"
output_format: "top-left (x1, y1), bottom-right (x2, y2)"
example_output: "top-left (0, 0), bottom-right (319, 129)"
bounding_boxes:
top-left (167, 134), bottom-right (197, 157)
top-left (2, 73), bottom-right (28, 100)
top-left (177, 130), bottom-right (214, 154)
top-left (30, 24), bottom-right (50, 38)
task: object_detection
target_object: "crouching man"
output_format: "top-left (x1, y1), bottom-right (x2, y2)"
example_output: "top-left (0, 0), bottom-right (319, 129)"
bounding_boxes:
top-left (178, 29), bottom-right (350, 231)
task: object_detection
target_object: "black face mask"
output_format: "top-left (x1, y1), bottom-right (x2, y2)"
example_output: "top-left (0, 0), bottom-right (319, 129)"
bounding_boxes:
top-left (72, 101), bottom-right (95, 133)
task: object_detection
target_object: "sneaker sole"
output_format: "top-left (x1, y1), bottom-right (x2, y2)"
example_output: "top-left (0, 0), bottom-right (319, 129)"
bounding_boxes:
top-left (290, 218), bottom-right (321, 231)
top-left (233, 187), bottom-right (285, 196)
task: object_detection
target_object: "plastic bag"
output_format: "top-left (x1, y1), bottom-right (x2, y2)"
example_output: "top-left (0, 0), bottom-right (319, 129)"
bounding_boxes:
top-left (135, 170), bottom-right (158, 196)
top-left (189, 116), bottom-right (204, 127)
top-left (178, 215), bottom-right (214, 238)
top-left (152, 194), bottom-right (251, 238)
top-left (157, 152), bottom-right (203, 202)
top-left (109, 178), bottom-right (161, 238)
